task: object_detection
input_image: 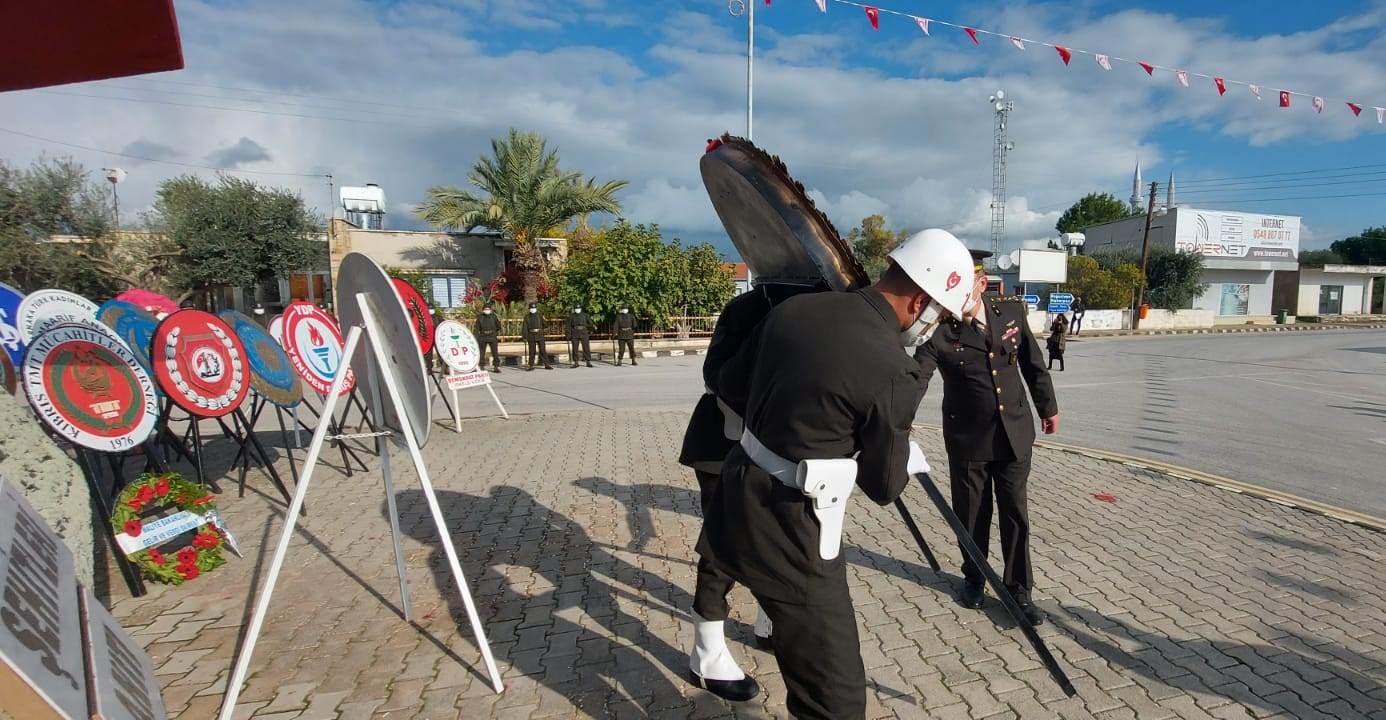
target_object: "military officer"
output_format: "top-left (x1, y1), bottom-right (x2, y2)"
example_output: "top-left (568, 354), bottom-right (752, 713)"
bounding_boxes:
top-left (523, 302), bottom-right (552, 370)
top-left (565, 304), bottom-right (594, 368)
top-left (475, 302), bottom-right (502, 373)
top-left (913, 249), bottom-right (1059, 626)
top-left (680, 283), bottom-right (821, 703)
top-left (697, 230), bottom-right (975, 719)
top-left (614, 304), bottom-right (638, 366)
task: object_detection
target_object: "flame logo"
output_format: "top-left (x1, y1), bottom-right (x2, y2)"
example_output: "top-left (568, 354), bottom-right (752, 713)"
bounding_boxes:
top-left (308, 324), bottom-right (324, 346)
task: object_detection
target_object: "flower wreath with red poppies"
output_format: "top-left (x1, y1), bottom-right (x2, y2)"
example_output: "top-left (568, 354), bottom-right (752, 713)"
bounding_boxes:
top-left (110, 472), bottom-right (227, 585)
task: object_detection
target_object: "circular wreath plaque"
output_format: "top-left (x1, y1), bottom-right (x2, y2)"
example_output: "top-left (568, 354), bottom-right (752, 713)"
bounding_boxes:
top-left (17, 289), bottom-right (98, 344)
top-left (111, 472), bottom-right (226, 584)
top-left (281, 302), bottom-right (354, 397)
top-left (153, 310), bottom-right (250, 417)
top-left (434, 320), bottom-right (480, 373)
top-left (267, 313), bottom-right (285, 345)
top-left (219, 310), bottom-right (301, 407)
top-left (391, 278), bottom-right (436, 355)
top-left (97, 300), bottom-right (161, 384)
top-left (0, 281), bottom-right (25, 369)
top-left (1, 350), bottom-right (15, 395)
top-left (21, 322), bottom-right (160, 452)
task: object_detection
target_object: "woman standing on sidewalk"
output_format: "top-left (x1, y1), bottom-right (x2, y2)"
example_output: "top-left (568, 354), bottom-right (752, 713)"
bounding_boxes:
top-left (1047, 313), bottom-right (1068, 371)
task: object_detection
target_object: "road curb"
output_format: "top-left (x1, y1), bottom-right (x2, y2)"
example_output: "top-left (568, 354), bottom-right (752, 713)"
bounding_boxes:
top-left (1076, 322), bottom-right (1386, 339)
top-left (912, 423), bottom-right (1386, 534)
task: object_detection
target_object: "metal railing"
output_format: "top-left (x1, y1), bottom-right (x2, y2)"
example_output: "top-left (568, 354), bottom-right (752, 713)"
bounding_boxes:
top-left (485, 316), bottom-right (718, 341)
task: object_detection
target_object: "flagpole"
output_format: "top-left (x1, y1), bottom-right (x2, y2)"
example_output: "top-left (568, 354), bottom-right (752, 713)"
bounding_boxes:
top-left (746, 0), bottom-right (755, 141)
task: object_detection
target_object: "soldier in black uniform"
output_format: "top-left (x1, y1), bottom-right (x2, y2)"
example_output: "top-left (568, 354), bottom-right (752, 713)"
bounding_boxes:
top-left (614, 305), bottom-right (637, 366)
top-left (475, 302), bottom-right (502, 373)
top-left (697, 230), bottom-right (975, 718)
top-left (565, 304), bottom-right (593, 368)
top-left (523, 302), bottom-right (552, 370)
top-left (914, 251), bottom-right (1059, 626)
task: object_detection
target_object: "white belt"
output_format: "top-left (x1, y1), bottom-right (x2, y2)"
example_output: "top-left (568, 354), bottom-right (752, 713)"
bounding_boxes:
top-left (704, 388), bottom-right (744, 442)
top-left (739, 429), bottom-right (857, 560)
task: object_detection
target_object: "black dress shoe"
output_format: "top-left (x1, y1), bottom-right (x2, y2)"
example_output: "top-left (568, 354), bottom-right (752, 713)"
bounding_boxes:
top-left (689, 671), bottom-right (760, 702)
top-left (754, 634), bottom-right (773, 651)
top-left (959, 581), bottom-right (985, 609)
top-left (1017, 599), bottom-right (1045, 626)
top-left (491, 367), bottom-right (501, 374)
top-left (586, 362), bottom-right (594, 368)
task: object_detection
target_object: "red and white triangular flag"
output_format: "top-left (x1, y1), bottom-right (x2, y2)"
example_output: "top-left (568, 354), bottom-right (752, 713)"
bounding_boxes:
top-left (864, 5), bottom-right (879, 30)
top-left (1347, 102), bottom-right (1363, 117)
top-left (1250, 84), bottom-right (1261, 99)
top-left (1312, 96), bottom-right (1325, 114)
top-left (1139, 62), bottom-right (1155, 75)
top-left (1095, 54), bottom-right (1111, 70)
top-left (913, 16), bottom-right (929, 35)
top-left (1214, 77), bottom-right (1226, 96)
top-left (1055, 45), bottom-right (1072, 65)
top-left (815, 0), bottom-right (825, 12)
top-left (1279, 91), bottom-right (1291, 108)
top-left (1377, 107), bottom-right (1385, 124)
top-left (1175, 70), bottom-right (1190, 87)
top-left (964, 27), bottom-right (980, 45)
top-left (1009, 36), bottom-right (1025, 51)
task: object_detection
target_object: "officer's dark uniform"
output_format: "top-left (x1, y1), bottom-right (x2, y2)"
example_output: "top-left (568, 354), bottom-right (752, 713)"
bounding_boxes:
top-left (475, 309), bottom-right (502, 372)
top-left (565, 309), bottom-right (593, 367)
top-left (523, 307), bottom-right (552, 370)
top-left (913, 296), bottom-right (1057, 605)
top-left (614, 310), bottom-right (637, 366)
top-left (698, 289), bottom-right (922, 720)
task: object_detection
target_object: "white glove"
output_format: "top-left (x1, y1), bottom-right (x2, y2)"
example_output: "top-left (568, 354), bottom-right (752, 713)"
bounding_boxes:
top-left (907, 441), bottom-right (930, 475)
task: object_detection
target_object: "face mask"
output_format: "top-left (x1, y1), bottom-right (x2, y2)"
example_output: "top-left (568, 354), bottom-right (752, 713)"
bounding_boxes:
top-left (575, 308), bottom-right (582, 313)
top-left (529, 308), bottom-right (537, 314)
top-left (483, 309), bottom-right (492, 315)
top-left (620, 309), bottom-right (628, 314)
top-left (900, 300), bottom-right (945, 348)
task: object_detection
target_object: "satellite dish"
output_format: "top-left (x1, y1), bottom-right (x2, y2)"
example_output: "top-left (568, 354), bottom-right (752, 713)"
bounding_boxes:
top-left (336, 252), bottom-right (431, 448)
top-left (997, 255), bottom-right (1014, 270)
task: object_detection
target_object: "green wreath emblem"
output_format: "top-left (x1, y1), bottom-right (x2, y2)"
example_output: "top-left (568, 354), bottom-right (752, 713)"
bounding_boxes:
top-left (110, 473), bottom-right (227, 584)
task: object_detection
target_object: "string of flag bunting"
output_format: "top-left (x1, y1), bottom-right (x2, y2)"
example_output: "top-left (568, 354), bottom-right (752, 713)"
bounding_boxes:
top-left (761, 0), bottom-right (1385, 124)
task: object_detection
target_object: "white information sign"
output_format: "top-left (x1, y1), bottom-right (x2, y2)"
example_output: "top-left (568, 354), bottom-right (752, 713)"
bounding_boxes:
top-left (442, 369), bottom-right (508, 430)
top-left (1174, 208), bottom-right (1299, 261)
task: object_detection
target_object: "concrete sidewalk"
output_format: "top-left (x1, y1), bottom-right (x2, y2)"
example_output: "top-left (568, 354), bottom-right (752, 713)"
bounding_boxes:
top-left (108, 410), bottom-right (1386, 719)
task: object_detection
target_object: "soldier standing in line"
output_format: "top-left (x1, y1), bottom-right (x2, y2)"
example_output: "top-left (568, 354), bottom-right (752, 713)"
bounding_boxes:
top-left (614, 304), bottom-right (638, 366)
top-left (523, 302), bottom-right (552, 371)
top-left (475, 301), bottom-right (503, 373)
top-left (913, 249), bottom-right (1059, 626)
top-left (565, 303), bottom-right (594, 368)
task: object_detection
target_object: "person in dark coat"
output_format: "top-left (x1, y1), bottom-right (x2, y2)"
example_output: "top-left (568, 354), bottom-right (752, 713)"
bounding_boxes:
top-left (522, 303), bottom-right (552, 370)
top-left (614, 304), bottom-right (638, 366)
top-left (565, 304), bottom-right (593, 368)
top-left (475, 302), bottom-right (502, 373)
top-left (914, 270), bottom-right (1059, 626)
top-left (1069, 295), bottom-right (1086, 335)
top-left (1047, 313), bottom-right (1068, 371)
top-left (697, 230), bottom-right (974, 719)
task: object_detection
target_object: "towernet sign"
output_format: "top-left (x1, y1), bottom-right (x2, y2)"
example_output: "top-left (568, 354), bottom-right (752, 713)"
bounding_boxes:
top-left (1174, 208), bottom-right (1300, 261)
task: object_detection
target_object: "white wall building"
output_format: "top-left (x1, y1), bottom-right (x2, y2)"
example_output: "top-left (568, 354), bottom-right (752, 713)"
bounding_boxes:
top-left (1296, 265), bottom-right (1383, 316)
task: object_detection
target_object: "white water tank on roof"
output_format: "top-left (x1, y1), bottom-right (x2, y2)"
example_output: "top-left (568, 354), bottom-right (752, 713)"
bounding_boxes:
top-left (341, 183), bottom-right (386, 229)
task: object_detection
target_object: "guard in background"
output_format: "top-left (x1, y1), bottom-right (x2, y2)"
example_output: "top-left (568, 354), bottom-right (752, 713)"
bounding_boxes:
top-left (914, 250), bottom-right (1059, 626)
top-left (1069, 295), bottom-right (1086, 335)
top-left (523, 302), bottom-right (552, 371)
top-left (566, 304), bottom-right (594, 368)
top-left (615, 304), bottom-right (638, 366)
top-left (700, 230), bottom-right (975, 719)
top-left (476, 301), bottom-right (502, 373)
top-left (1047, 313), bottom-right (1068, 371)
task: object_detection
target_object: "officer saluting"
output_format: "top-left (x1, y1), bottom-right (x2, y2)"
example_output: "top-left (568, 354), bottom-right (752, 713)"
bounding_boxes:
top-left (475, 301), bottom-right (502, 373)
top-left (565, 303), bottom-right (594, 368)
top-left (914, 250), bottom-right (1059, 625)
top-left (696, 195), bottom-right (975, 720)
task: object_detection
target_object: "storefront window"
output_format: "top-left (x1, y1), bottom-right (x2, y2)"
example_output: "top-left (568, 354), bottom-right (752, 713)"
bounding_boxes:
top-left (1218, 284), bottom-right (1250, 316)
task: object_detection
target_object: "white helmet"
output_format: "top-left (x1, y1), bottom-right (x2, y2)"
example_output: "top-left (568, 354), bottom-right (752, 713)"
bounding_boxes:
top-left (887, 228), bottom-right (977, 347)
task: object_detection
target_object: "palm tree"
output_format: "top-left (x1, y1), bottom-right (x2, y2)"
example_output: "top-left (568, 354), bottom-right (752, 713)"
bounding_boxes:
top-left (418, 129), bottom-right (627, 303)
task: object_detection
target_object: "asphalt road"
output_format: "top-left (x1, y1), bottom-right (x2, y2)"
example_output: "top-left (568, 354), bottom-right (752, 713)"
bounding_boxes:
top-left (432, 329), bottom-right (1386, 518)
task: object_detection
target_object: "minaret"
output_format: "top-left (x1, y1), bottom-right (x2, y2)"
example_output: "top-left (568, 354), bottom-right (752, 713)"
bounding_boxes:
top-left (1166, 171), bottom-right (1176, 208)
top-left (1129, 160), bottom-right (1144, 213)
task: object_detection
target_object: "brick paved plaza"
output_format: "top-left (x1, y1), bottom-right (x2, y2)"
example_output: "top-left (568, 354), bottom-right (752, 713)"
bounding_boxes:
top-left (108, 409), bottom-right (1386, 719)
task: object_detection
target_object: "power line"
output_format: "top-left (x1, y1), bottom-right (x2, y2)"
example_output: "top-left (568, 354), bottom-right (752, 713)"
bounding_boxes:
top-left (1173, 162), bottom-right (1386, 187)
top-left (0, 126), bottom-right (330, 178)
top-left (1176, 176), bottom-right (1386, 196)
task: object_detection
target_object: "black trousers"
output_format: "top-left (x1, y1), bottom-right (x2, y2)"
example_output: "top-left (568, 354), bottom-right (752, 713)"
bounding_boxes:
top-left (949, 455), bottom-right (1034, 600)
top-left (1071, 315), bottom-right (1083, 334)
top-left (568, 337), bottom-right (591, 363)
top-left (526, 338), bottom-right (549, 367)
top-left (478, 338), bottom-right (500, 368)
top-left (693, 469), bottom-right (735, 621)
top-left (753, 586), bottom-right (865, 719)
top-left (616, 338), bottom-right (637, 364)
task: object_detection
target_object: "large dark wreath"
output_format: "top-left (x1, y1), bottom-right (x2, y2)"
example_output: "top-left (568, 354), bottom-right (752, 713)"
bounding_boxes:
top-left (110, 472), bottom-right (227, 584)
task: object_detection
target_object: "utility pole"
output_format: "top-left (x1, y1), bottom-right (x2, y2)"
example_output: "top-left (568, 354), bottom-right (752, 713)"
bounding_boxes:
top-left (988, 91), bottom-right (1015, 264)
top-left (1133, 180), bottom-right (1159, 330)
top-left (745, 0), bottom-right (755, 140)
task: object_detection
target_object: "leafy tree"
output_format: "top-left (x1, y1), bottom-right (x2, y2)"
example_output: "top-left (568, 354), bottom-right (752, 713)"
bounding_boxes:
top-left (1143, 247), bottom-right (1206, 310)
top-left (682, 242), bottom-right (736, 316)
top-left (1055, 192), bottom-right (1134, 235)
top-left (1329, 227), bottom-right (1386, 264)
top-left (846, 214), bottom-right (905, 280)
top-left (417, 129), bottom-right (627, 303)
top-left (1296, 249), bottom-right (1344, 268)
top-left (1060, 255), bottom-right (1143, 309)
top-left (0, 157), bottom-right (118, 298)
top-left (143, 175), bottom-right (323, 303)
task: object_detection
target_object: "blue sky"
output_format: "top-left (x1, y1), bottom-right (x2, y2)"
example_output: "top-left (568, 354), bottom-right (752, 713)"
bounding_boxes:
top-left (2, 0), bottom-right (1383, 257)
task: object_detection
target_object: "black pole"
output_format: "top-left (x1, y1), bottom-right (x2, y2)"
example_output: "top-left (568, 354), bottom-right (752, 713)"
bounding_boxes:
top-left (275, 404), bottom-right (300, 486)
top-left (892, 498), bottom-right (942, 572)
top-left (189, 417), bottom-right (219, 493)
top-left (911, 472), bottom-right (1077, 697)
top-left (77, 449), bottom-right (146, 597)
top-left (233, 408), bottom-right (296, 511)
